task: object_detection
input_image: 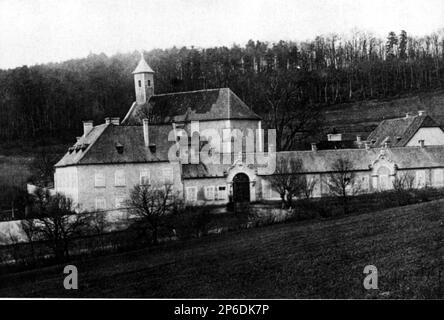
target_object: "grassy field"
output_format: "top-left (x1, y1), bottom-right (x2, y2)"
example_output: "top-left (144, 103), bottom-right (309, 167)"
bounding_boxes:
top-left (0, 198), bottom-right (443, 298)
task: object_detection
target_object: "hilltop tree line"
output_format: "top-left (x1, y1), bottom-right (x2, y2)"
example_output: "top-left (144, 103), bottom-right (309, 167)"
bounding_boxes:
top-left (0, 29), bottom-right (443, 148)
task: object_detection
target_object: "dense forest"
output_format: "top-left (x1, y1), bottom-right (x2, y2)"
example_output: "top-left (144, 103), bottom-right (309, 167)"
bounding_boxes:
top-left (0, 29), bottom-right (443, 149)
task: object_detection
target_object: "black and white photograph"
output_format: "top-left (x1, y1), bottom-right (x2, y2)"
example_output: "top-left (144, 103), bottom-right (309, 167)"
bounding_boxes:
top-left (0, 0), bottom-right (443, 307)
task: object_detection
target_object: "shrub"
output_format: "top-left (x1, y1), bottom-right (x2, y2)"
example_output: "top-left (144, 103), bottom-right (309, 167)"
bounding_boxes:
top-left (171, 206), bottom-right (213, 239)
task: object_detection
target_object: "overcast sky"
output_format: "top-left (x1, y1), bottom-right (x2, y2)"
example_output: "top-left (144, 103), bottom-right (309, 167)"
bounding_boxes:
top-left (1, 0), bottom-right (443, 69)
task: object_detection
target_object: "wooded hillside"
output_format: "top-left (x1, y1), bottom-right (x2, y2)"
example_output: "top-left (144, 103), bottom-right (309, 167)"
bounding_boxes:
top-left (0, 30), bottom-right (443, 148)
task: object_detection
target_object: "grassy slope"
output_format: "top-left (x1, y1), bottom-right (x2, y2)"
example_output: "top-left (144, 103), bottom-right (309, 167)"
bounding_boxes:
top-left (322, 89), bottom-right (444, 138)
top-left (0, 199), bottom-right (443, 298)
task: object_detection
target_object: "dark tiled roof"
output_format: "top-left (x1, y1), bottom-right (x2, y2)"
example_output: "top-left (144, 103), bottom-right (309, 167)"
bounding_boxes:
top-left (316, 140), bottom-right (358, 150)
top-left (122, 88), bottom-right (261, 125)
top-left (55, 124), bottom-right (173, 167)
top-left (366, 115), bottom-right (440, 147)
top-left (182, 146), bottom-right (444, 178)
top-left (277, 146), bottom-right (444, 173)
top-left (182, 163), bottom-right (230, 179)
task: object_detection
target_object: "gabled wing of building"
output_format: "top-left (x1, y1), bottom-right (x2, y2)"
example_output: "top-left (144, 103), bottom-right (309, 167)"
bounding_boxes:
top-left (55, 124), bottom-right (173, 167)
top-left (122, 88), bottom-right (261, 125)
top-left (181, 146), bottom-right (444, 179)
top-left (367, 115), bottom-right (441, 147)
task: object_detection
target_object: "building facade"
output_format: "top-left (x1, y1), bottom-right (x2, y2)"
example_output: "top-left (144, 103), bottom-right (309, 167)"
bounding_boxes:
top-left (54, 54), bottom-right (444, 211)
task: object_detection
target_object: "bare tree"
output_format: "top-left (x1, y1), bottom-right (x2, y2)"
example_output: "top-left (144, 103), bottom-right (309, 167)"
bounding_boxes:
top-left (28, 188), bottom-right (87, 261)
top-left (268, 158), bottom-right (306, 208)
top-left (125, 184), bottom-right (182, 244)
top-left (392, 172), bottom-right (415, 191)
top-left (327, 157), bottom-right (357, 215)
top-left (300, 176), bottom-right (317, 200)
top-left (392, 172), bottom-right (415, 206)
top-left (260, 71), bottom-right (323, 151)
top-left (29, 147), bottom-right (59, 187)
top-left (20, 216), bottom-right (39, 265)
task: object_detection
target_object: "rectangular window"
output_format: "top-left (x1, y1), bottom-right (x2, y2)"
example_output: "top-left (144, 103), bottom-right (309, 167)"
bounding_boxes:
top-left (95, 198), bottom-right (106, 211)
top-left (94, 172), bottom-right (105, 188)
top-left (432, 169), bottom-right (443, 187)
top-left (140, 170), bottom-right (150, 186)
top-left (115, 197), bottom-right (125, 209)
top-left (138, 80), bottom-right (141, 87)
top-left (360, 175), bottom-right (369, 191)
top-left (114, 170), bottom-right (126, 187)
top-left (324, 176), bottom-right (333, 193)
top-left (216, 185), bottom-right (227, 200)
top-left (416, 170), bottom-right (426, 188)
top-left (186, 186), bottom-right (198, 202)
top-left (163, 168), bottom-right (174, 185)
top-left (261, 180), bottom-right (272, 199)
top-left (204, 186), bottom-right (215, 200)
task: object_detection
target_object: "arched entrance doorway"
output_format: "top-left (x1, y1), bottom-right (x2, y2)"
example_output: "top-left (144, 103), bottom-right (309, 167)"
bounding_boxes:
top-left (232, 173), bottom-right (250, 202)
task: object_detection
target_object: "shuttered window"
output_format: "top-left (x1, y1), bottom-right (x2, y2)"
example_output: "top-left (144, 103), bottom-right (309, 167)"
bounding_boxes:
top-left (186, 186), bottom-right (198, 202)
top-left (95, 172), bottom-right (105, 188)
top-left (95, 198), bottom-right (106, 211)
top-left (204, 186), bottom-right (215, 200)
top-left (140, 170), bottom-right (150, 185)
top-left (114, 170), bottom-right (126, 187)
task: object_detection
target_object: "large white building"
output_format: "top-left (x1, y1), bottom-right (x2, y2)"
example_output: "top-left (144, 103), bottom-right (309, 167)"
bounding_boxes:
top-left (54, 54), bottom-right (444, 212)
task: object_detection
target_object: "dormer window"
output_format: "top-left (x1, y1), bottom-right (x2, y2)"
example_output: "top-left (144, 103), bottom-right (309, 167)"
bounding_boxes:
top-left (115, 142), bottom-right (124, 154)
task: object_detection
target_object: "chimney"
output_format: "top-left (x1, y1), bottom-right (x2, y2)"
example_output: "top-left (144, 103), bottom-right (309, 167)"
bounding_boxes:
top-left (364, 141), bottom-right (370, 150)
top-left (105, 117), bottom-right (111, 125)
top-left (419, 139), bottom-right (425, 148)
top-left (83, 120), bottom-right (93, 137)
top-left (111, 117), bottom-right (120, 125)
top-left (311, 143), bottom-right (317, 151)
top-left (143, 118), bottom-right (149, 147)
top-left (327, 133), bottom-right (342, 141)
top-left (356, 135), bottom-right (362, 143)
top-left (418, 110), bottom-right (426, 116)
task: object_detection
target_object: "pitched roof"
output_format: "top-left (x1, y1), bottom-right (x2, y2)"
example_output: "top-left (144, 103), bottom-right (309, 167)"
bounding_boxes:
top-left (122, 88), bottom-right (261, 125)
top-left (274, 146), bottom-right (444, 173)
top-left (55, 124), bottom-right (173, 167)
top-left (132, 56), bottom-right (154, 74)
top-left (366, 115), bottom-right (441, 147)
top-left (181, 146), bottom-right (444, 178)
top-left (182, 162), bottom-right (231, 179)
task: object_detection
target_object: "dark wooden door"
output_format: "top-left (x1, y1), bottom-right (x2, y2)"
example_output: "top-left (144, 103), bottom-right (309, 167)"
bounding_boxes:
top-left (233, 173), bottom-right (250, 202)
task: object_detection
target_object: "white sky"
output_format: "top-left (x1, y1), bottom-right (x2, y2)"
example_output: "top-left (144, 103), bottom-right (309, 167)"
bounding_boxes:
top-left (0, 0), bottom-right (443, 69)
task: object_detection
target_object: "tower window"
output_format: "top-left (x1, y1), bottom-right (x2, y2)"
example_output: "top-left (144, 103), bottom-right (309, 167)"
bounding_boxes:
top-left (148, 80), bottom-right (151, 87)
top-left (138, 80), bottom-right (142, 87)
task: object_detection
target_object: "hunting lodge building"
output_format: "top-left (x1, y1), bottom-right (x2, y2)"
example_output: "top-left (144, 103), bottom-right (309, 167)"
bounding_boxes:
top-left (54, 54), bottom-right (444, 212)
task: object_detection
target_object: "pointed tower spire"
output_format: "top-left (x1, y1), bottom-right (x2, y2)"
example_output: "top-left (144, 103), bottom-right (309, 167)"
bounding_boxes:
top-left (133, 51), bottom-right (154, 104)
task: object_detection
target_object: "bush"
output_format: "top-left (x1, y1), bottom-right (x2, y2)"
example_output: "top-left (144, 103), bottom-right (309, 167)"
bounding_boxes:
top-left (172, 206), bottom-right (213, 239)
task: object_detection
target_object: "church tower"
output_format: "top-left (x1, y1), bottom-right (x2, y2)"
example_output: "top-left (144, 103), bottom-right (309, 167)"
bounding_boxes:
top-left (132, 52), bottom-right (154, 104)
